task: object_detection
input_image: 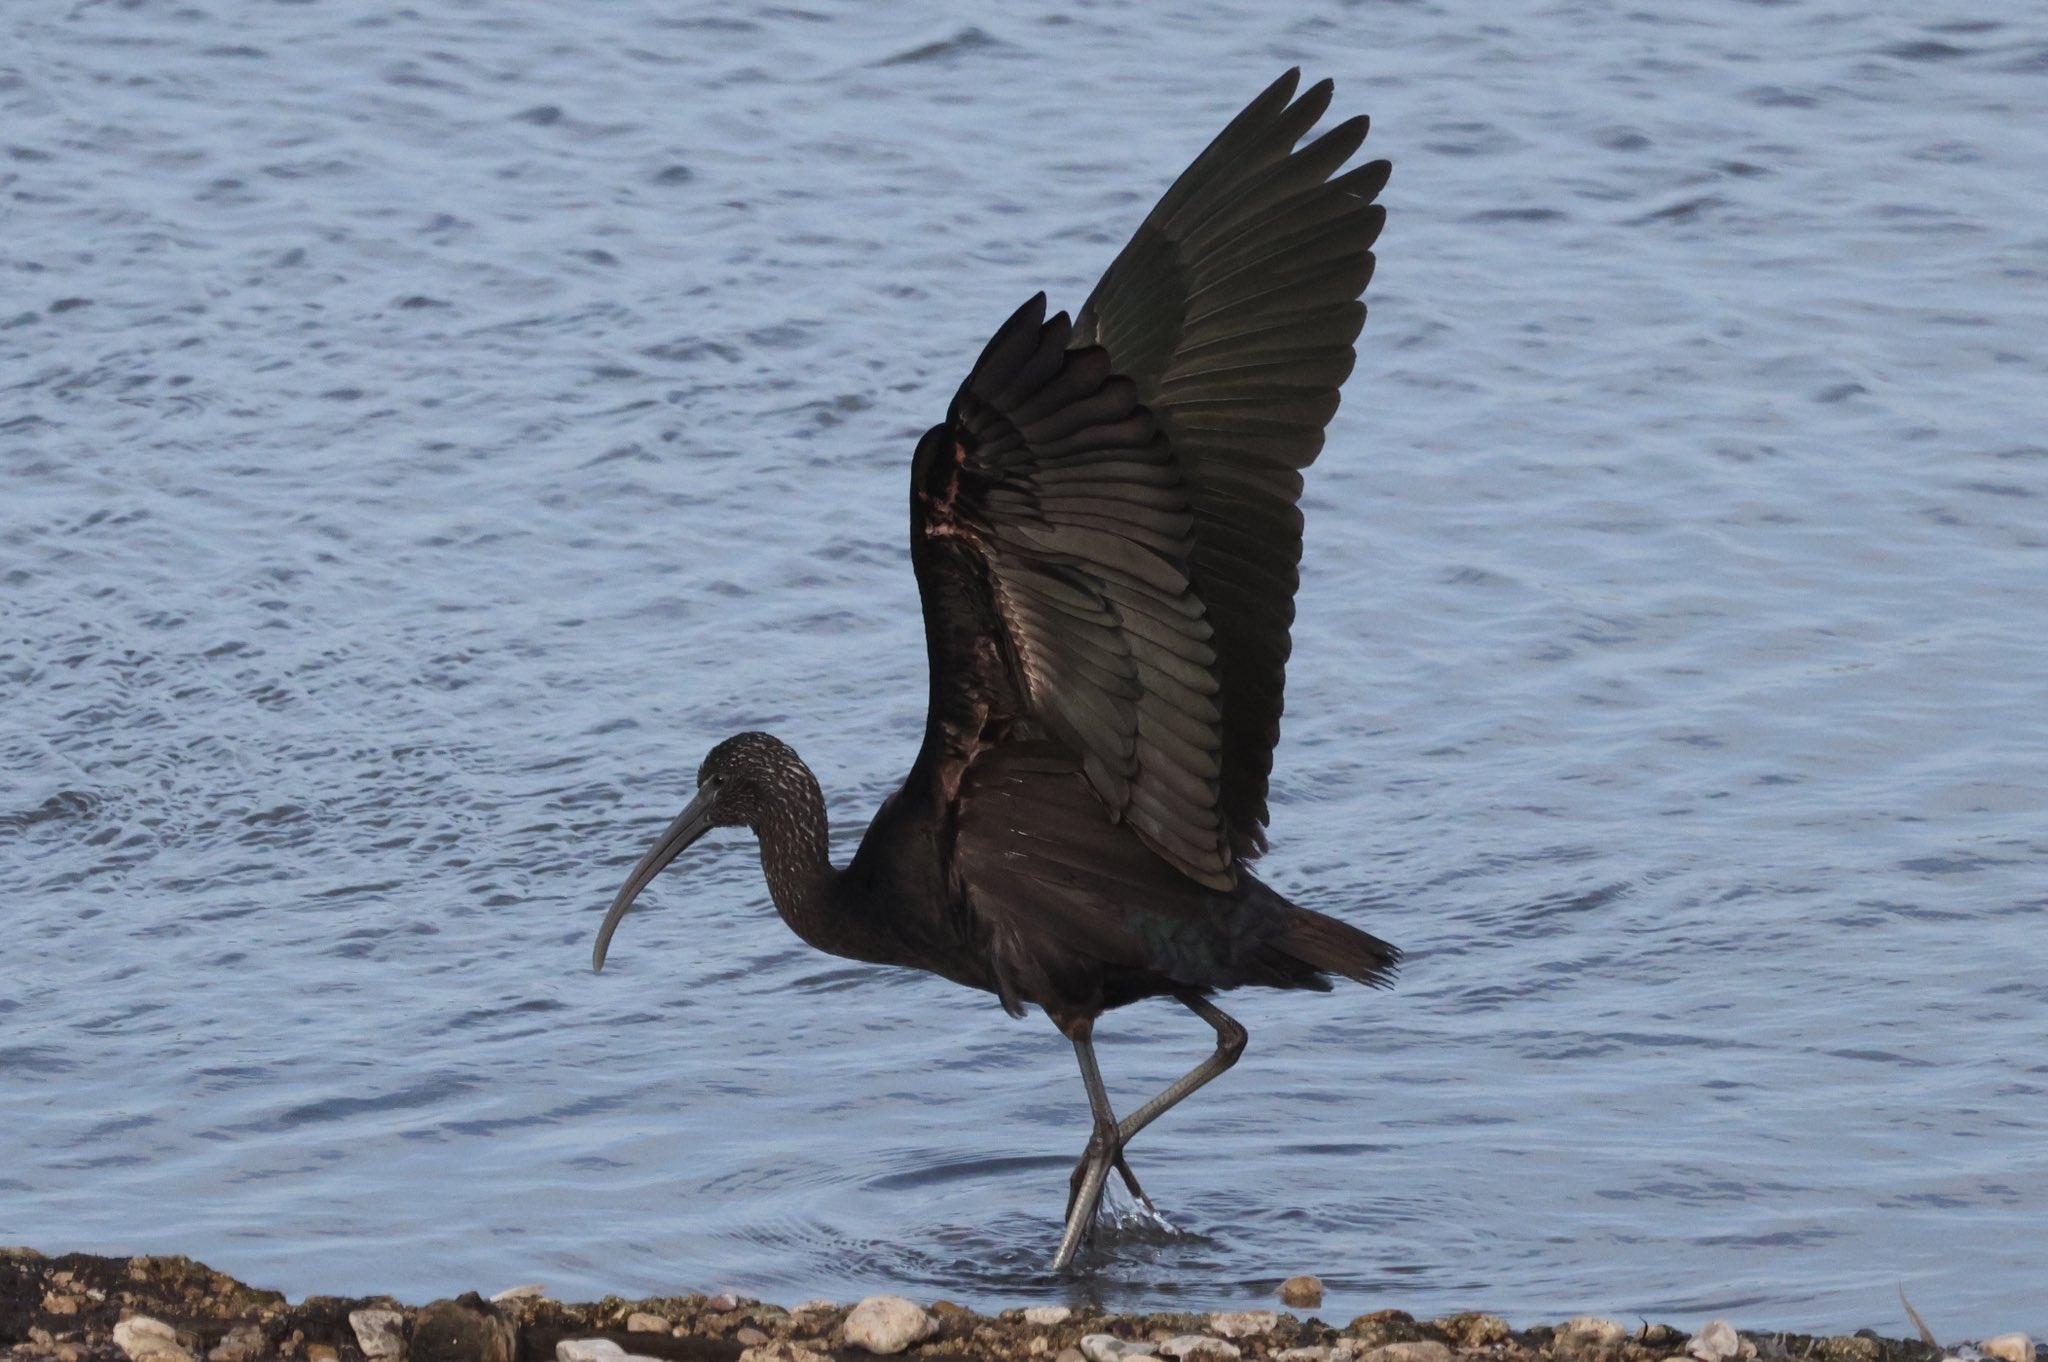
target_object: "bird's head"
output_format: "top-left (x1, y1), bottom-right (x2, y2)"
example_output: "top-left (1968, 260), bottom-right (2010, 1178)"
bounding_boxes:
top-left (590, 731), bottom-right (801, 972)
top-left (689, 731), bottom-right (804, 827)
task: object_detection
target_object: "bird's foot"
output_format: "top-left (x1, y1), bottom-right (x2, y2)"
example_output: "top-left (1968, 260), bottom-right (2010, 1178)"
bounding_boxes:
top-left (1053, 1120), bottom-right (1125, 1270)
top-left (1067, 1127), bottom-right (1149, 1223)
top-left (1055, 1120), bottom-right (1178, 1265)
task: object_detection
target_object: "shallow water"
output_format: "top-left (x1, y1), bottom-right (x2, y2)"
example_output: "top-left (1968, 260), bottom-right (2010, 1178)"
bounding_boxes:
top-left (5, 0), bottom-right (2045, 1337)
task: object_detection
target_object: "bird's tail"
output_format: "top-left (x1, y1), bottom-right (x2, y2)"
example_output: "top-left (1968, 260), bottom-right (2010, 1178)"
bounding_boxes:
top-left (1278, 906), bottom-right (1401, 990)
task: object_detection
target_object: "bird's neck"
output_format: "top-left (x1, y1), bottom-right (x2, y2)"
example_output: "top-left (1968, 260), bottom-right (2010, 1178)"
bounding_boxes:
top-left (751, 778), bottom-right (845, 956)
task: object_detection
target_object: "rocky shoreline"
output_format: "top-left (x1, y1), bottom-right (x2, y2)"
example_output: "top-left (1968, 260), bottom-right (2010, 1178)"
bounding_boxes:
top-left (2, 1249), bottom-right (2035, 1362)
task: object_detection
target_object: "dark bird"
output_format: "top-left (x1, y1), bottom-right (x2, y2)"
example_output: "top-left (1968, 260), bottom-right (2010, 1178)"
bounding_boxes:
top-left (592, 69), bottom-right (1397, 1270)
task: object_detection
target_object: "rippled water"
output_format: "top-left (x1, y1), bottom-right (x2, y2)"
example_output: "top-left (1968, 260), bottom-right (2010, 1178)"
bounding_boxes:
top-left (5, 0), bottom-right (2045, 1337)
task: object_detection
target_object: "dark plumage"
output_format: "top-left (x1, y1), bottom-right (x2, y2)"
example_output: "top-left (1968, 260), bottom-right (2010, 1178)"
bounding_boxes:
top-left (592, 69), bottom-right (1397, 1269)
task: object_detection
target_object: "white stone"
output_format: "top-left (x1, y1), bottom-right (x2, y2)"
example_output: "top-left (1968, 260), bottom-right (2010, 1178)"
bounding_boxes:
top-left (1981, 1338), bottom-right (2033, 1362)
top-left (626, 1314), bottom-right (670, 1334)
top-left (1026, 1306), bottom-right (1075, 1327)
top-left (1161, 1337), bottom-right (1241, 1360)
top-left (114, 1316), bottom-right (193, 1362)
top-left (558, 1342), bottom-right (628, 1362)
top-left (792, 1300), bottom-right (838, 1314)
top-left (1211, 1313), bottom-right (1279, 1339)
top-left (1275, 1350), bottom-right (1335, 1362)
top-left (843, 1295), bottom-right (937, 1355)
top-left (1689, 1322), bottom-right (1742, 1362)
top-left (492, 1284), bottom-right (548, 1302)
top-left (350, 1309), bottom-right (407, 1360)
top-left (1081, 1337), bottom-right (1160, 1362)
top-left (554, 1346), bottom-right (663, 1362)
top-left (1564, 1318), bottom-right (1628, 1346)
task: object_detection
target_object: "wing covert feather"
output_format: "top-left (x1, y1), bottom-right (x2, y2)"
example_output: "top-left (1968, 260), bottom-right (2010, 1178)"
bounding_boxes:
top-left (918, 295), bottom-right (1233, 888)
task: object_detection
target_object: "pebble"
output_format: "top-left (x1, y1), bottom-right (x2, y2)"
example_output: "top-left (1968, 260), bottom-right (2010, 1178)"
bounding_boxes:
top-left (306, 1346), bottom-right (339, 1362)
top-left (1690, 1321), bottom-right (1749, 1362)
top-left (842, 1295), bottom-right (937, 1355)
top-left (1027, 1306), bottom-right (1075, 1327)
top-left (1436, 1314), bottom-right (1512, 1349)
top-left (490, 1285), bottom-right (548, 1303)
top-left (706, 1295), bottom-right (740, 1313)
top-left (1363, 1342), bottom-right (1453, 1362)
top-left (1082, 1336), bottom-right (1160, 1362)
top-left (557, 1342), bottom-right (627, 1362)
top-left (792, 1300), bottom-right (838, 1315)
top-left (207, 1324), bottom-right (266, 1362)
top-left (113, 1317), bottom-right (193, 1362)
top-left (1161, 1336), bottom-right (1241, 1360)
top-left (350, 1308), bottom-right (407, 1359)
top-left (737, 1327), bottom-right (772, 1347)
top-left (1279, 1277), bottom-right (1325, 1309)
top-left (1818, 1338), bottom-right (1881, 1362)
top-left (1056, 1350), bottom-right (1087, 1362)
top-left (413, 1296), bottom-right (515, 1362)
top-left (555, 1342), bottom-right (666, 1362)
top-left (1562, 1318), bottom-right (1629, 1346)
top-left (1982, 1338), bottom-right (2034, 1362)
top-left (1274, 1350), bottom-right (1335, 1362)
top-left (739, 1345), bottom-right (829, 1362)
top-left (626, 1313), bottom-right (670, 1334)
top-left (1211, 1313), bottom-right (1279, 1339)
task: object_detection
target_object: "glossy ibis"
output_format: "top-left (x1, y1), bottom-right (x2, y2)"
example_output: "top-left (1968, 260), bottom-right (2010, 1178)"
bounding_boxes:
top-left (592, 69), bottom-right (1397, 1270)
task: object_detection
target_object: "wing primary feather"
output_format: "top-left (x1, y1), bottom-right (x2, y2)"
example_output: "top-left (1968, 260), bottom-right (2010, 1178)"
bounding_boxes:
top-left (922, 71), bottom-right (1383, 883)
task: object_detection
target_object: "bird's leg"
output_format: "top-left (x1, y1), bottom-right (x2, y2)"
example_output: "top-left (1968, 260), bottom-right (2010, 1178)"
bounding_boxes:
top-left (1067, 1137), bottom-right (1154, 1221)
top-left (1050, 995), bottom-right (1248, 1270)
top-left (1052, 1018), bottom-right (1123, 1271)
top-left (1115, 1152), bottom-right (1153, 1207)
top-left (1113, 992), bottom-right (1248, 1148)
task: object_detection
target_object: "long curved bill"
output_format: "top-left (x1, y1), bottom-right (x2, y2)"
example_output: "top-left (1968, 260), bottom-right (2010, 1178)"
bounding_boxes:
top-left (591, 782), bottom-right (719, 972)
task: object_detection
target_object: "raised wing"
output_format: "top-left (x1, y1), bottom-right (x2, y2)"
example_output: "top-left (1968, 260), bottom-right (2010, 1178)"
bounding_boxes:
top-left (909, 71), bottom-right (1384, 888)
top-left (916, 295), bottom-right (1232, 888)
top-left (1072, 69), bottom-right (1388, 859)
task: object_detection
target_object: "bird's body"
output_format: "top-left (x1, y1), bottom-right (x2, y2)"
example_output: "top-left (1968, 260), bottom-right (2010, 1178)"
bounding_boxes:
top-left (702, 731), bottom-right (1386, 1020)
top-left (594, 69), bottom-right (1396, 1269)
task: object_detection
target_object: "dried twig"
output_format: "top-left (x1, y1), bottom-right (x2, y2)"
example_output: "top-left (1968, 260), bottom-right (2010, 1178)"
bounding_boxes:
top-left (1899, 1286), bottom-right (1939, 1351)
